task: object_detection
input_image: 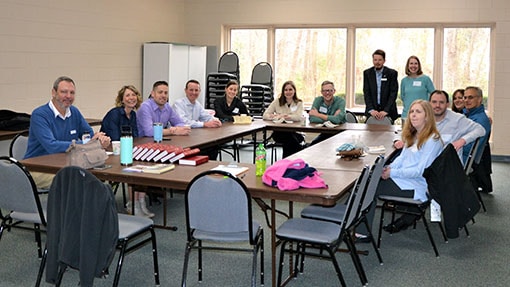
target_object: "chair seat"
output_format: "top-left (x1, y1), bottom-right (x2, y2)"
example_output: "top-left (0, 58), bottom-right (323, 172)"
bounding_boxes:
top-left (378, 195), bottom-right (427, 207)
top-left (300, 203), bottom-right (346, 223)
top-left (10, 211), bottom-right (45, 224)
top-left (276, 218), bottom-right (340, 244)
top-left (193, 221), bottom-right (261, 242)
top-left (117, 213), bottom-right (153, 239)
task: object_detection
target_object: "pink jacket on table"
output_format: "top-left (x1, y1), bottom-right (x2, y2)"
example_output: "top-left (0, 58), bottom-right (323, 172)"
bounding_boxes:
top-left (262, 158), bottom-right (327, 191)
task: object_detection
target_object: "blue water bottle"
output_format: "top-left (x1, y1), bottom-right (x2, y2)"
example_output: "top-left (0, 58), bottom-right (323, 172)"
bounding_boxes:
top-left (120, 127), bottom-right (133, 166)
top-left (153, 122), bottom-right (163, 142)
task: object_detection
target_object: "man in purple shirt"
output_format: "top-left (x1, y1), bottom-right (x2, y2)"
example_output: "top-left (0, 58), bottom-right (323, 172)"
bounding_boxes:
top-left (137, 81), bottom-right (191, 137)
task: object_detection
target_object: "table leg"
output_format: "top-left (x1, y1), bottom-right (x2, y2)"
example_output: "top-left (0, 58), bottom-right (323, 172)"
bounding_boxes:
top-left (271, 199), bottom-right (277, 287)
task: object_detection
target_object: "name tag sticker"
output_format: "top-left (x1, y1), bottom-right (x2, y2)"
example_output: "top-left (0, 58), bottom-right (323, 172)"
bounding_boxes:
top-left (413, 81), bottom-right (422, 87)
top-left (381, 78), bottom-right (388, 81)
top-left (232, 107), bottom-right (239, 114)
top-left (70, 130), bottom-right (77, 135)
top-left (290, 106), bottom-right (297, 112)
top-left (319, 106), bottom-right (328, 114)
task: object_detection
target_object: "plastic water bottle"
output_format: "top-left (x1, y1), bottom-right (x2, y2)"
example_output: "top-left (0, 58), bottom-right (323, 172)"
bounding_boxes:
top-left (255, 143), bottom-right (266, 176)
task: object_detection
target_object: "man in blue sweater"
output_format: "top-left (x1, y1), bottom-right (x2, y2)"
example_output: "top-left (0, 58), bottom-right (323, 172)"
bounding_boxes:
top-left (463, 86), bottom-right (492, 193)
top-left (25, 76), bottom-right (111, 189)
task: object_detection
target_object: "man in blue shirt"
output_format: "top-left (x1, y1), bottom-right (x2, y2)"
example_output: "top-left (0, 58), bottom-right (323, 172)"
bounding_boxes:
top-left (25, 76), bottom-right (111, 189)
top-left (463, 86), bottom-right (492, 193)
top-left (136, 81), bottom-right (191, 137)
top-left (173, 79), bottom-right (222, 159)
top-left (173, 80), bottom-right (222, 128)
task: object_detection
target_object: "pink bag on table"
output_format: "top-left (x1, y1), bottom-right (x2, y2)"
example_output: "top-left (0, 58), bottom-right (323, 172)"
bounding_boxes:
top-left (262, 158), bottom-right (327, 191)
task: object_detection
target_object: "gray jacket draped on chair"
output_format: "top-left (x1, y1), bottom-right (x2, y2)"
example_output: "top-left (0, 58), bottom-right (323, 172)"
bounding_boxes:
top-left (46, 166), bottom-right (119, 287)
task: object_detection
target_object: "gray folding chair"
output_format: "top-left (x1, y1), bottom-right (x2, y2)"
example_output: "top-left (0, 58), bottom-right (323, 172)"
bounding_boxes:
top-left (9, 133), bottom-right (50, 193)
top-left (0, 156), bottom-right (47, 259)
top-left (9, 133), bottom-right (29, 160)
top-left (36, 166), bottom-right (159, 287)
top-left (276, 166), bottom-right (371, 286)
top-left (345, 110), bottom-right (358, 123)
top-left (182, 170), bottom-right (264, 287)
top-left (465, 137), bottom-right (487, 212)
top-left (365, 116), bottom-right (393, 125)
top-left (301, 156), bottom-right (385, 264)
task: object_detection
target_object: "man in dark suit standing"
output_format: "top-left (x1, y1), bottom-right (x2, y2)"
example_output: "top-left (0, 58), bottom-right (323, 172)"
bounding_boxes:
top-left (363, 49), bottom-right (399, 122)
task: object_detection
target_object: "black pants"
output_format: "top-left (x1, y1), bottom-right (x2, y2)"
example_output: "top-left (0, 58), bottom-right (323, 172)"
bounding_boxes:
top-left (271, 131), bottom-right (304, 158)
top-left (310, 133), bottom-right (334, 146)
top-left (470, 143), bottom-right (493, 193)
top-left (362, 178), bottom-right (419, 234)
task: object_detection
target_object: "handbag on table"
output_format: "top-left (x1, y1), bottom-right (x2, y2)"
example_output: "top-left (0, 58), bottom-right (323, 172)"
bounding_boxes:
top-left (66, 139), bottom-right (108, 169)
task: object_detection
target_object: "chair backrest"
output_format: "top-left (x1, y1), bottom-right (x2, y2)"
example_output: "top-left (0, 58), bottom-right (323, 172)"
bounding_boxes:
top-left (360, 155), bottom-right (385, 212)
top-left (0, 156), bottom-right (45, 223)
top-left (342, 166), bottom-right (370, 229)
top-left (9, 133), bottom-right (29, 160)
top-left (345, 110), bottom-right (358, 123)
top-left (185, 170), bottom-right (255, 243)
top-left (365, 116), bottom-right (392, 125)
top-left (464, 137), bottom-right (481, 175)
top-left (474, 133), bottom-right (489, 165)
top-left (218, 51), bottom-right (240, 80)
top-left (251, 62), bottom-right (273, 87)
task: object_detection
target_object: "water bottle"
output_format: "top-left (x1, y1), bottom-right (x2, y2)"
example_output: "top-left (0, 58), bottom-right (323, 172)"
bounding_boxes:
top-left (255, 143), bottom-right (266, 176)
top-left (120, 127), bottom-right (133, 166)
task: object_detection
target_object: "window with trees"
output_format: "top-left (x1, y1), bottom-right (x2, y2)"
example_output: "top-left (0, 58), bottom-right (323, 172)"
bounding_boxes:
top-left (228, 25), bottom-right (492, 111)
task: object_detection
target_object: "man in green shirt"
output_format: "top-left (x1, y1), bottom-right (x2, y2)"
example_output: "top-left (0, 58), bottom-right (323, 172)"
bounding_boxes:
top-left (308, 80), bottom-right (346, 145)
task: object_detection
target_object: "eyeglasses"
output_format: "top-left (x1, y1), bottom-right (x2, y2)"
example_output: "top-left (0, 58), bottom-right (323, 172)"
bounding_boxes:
top-left (321, 89), bottom-right (334, 93)
top-left (463, 95), bottom-right (478, 100)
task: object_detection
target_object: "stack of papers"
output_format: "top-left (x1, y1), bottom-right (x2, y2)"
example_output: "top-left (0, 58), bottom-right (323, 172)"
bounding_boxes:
top-left (272, 118), bottom-right (293, 124)
top-left (367, 145), bottom-right (386, 154)
top-left (210, 164), bottom-right (249, 176)
top-left (315, 121), bottom-right (338, 128)
top-left (123, 164), bottom-right (175, 174)
top-left (233, 115), bottom-right (252, 124)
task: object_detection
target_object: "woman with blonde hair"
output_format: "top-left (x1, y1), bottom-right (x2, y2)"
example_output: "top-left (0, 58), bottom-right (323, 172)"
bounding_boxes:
top-left (367, 100), bottom-right (443, 233)
top-left (101, 85), bottom-right (155, 218)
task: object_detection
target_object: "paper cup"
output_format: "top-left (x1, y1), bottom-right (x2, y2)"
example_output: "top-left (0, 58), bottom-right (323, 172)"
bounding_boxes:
top-left (112, 141), bottom-right (121, 155)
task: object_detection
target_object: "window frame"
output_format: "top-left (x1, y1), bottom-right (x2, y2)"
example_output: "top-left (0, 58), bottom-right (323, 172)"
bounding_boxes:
top-left (224, 23), bottom-right (495, 115)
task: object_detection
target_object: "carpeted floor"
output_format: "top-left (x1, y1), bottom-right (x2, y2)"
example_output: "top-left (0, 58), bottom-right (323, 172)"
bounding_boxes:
top-left (1, 148), bottom-right (508, 286)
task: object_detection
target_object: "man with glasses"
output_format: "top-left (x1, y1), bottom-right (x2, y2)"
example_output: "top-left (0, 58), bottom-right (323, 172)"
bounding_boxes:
top-left (308, 80), bottom-right (346, 145)
top-left (363, 49), bottom-right (399, 122)
top-left (463, 86), bottom-right (492, 193)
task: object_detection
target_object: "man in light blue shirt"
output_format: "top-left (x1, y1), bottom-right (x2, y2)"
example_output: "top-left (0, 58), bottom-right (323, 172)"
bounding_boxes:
top-left (429, 90), bottom-right (485, 163)
top-left (173, 80), bottom-right (222, 128)
top-left (173, 79), bottom-right (222, 160)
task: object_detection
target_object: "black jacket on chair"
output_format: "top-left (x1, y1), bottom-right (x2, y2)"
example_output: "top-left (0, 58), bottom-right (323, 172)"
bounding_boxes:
top-left (46, 166), bottom-right (119, 287)
top-left (423, 144), bottom-right (481, 239)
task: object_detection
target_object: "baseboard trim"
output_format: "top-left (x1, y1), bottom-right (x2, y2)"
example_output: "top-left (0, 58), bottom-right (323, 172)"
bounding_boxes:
top-left (492, 155), bottom-right (510, 162)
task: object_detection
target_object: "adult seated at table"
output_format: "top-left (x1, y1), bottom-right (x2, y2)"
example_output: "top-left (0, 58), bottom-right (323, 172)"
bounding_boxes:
top-left (24, 76), bottom-right (111, 189)
top-left (173, 79), bottom-right (222, 160)
top-left (214, 80), bottom-right (249, 122)
top-left (308, 80), bottom-right (346, 145)
top-left (368, 100), bottom-right (443, 233)
top-left (100, 84), bottom-right (155, 218)
top-left (137, 80), bottom-right (191, 137)
top-left (262, 80), bottom-right (305, 158)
